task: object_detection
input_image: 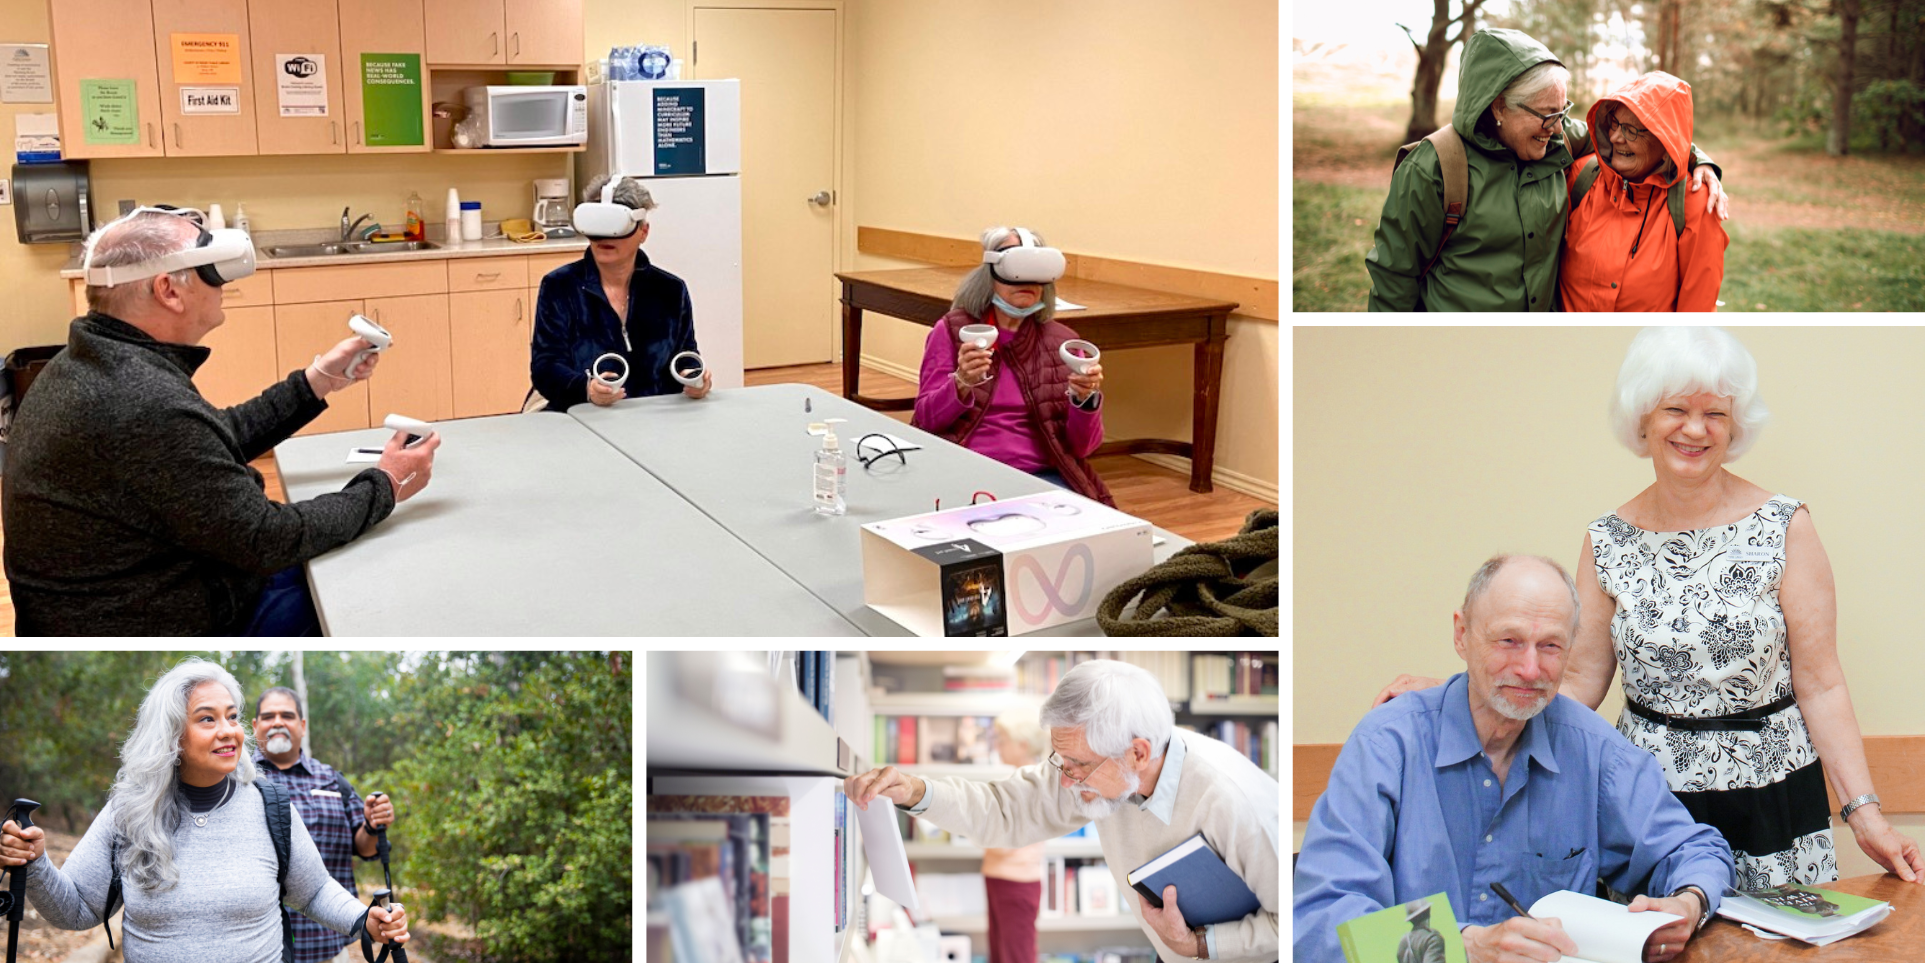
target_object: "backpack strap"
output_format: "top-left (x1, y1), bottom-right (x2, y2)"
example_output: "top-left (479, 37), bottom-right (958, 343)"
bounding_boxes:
top-left (1396, 124), bottom-right (1468, 281)
top-left (1668, 177), bottom-right (1687, 236)
top-left (257, 779), bottom-right (295, 963)
top-left (1573, 154), bottom-right (1602, 207)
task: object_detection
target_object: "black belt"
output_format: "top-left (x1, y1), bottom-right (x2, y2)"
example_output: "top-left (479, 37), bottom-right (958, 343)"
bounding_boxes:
top-left (1626, 692), bottom-right (1797, 731)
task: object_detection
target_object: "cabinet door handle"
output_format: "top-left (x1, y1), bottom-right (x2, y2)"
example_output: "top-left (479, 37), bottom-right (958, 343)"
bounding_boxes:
top-left (146, 123), bottom-right (156, 148)
top-left (222, 288), bottom-right (245, 300)
top-left (512, 32), bottom-right (520, 59)
top-left (354, 121), bottom-right (362, 145)
top-left (173, 123), bottom-right (183, 148)
top-left (475, 272), bottom-right (500, 281)
top-left (516, 297), bottom-right (523, 321)
top-left (331, 120), bottom-right (339, 145)
top-left (491, 32), bottom-right (499, 57)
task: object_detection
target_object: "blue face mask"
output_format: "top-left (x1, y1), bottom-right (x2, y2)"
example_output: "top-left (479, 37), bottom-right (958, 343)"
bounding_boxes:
top-left (992, 294), bottom-right (1046, 319)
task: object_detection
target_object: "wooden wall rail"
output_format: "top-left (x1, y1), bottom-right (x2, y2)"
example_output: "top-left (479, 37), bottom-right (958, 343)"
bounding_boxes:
top-left (855, 226), bottom-right (1280, 322)
top-left (1295, 736), bottom-right (1925, 821)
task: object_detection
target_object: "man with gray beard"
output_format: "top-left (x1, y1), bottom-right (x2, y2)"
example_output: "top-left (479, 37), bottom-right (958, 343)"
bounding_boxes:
top-left (251, 687), bottom-right (397, 963)
top-left (845, 660), bottom-right (1279, 963)
top-left (1294, 555), bottom-right (1735, 963)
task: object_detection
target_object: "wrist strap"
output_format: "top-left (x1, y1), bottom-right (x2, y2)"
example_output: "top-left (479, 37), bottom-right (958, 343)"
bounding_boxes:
top-left (310, 355), bottom-right (355, 385)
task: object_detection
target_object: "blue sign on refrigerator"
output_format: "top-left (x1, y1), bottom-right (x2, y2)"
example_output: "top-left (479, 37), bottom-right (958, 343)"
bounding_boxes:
top-left (652, 87), bottom-right (706, 174)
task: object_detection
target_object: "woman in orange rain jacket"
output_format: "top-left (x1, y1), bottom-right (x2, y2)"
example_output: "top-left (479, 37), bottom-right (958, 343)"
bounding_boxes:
top-left (1559, 72), bottom-right (1728, 312)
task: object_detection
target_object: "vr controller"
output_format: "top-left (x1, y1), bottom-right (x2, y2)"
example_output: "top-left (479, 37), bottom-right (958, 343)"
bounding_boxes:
top-left (349, 314), bottom-right (393, 372)
top-left (670, 351), bottom-right (706, 389)
top-left (1059, 339), bottom-right (1100, 375)
top-left (586, 352), bottom-right (629, 391)
top-left (384, 414), bottom-right (434, 448)
top-left (957, 324), bottom-right (999, 351)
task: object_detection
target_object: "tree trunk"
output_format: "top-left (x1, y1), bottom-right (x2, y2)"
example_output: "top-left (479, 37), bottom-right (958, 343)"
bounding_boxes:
top-left (1828, 0), bottom-right (1860, 156)
top-left (1406, 44), bottom-right (1451, 143)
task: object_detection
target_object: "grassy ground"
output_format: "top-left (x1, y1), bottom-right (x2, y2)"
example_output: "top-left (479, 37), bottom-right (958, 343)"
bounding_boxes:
top-left (1293, 101), bottom-right (1925, 312)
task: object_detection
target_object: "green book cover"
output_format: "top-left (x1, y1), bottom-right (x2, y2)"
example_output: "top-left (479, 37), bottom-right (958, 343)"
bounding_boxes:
top-left (1743, 883), bottom-right (1887, 922)
top-left (1336, 893), bottom-right (1468, 963)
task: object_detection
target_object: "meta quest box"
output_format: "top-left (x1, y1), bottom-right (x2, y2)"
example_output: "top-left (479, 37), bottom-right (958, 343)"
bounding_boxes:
top-left (860, 491), bottom-right (1153, 636)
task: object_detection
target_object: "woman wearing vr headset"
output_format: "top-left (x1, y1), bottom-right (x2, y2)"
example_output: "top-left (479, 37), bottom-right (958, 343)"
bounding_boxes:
top-left (528, 175), bottom-right (711, 411)
top-left (910, 226), bottom-right (1116, 506)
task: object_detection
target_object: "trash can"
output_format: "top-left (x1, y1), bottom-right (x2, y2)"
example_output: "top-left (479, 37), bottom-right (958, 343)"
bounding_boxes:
top-left (5, 345), bottom-right (62, 403)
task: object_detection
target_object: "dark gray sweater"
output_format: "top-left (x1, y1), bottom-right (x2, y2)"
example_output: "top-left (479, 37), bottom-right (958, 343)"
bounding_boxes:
top-left (2, 313), bottom-right (395, 635)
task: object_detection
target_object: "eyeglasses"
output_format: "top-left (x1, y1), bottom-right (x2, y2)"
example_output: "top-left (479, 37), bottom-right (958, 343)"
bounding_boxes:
top-left (1604, 116), bottom-right (1652, 144)
top-left (1046, 751), bottom-right (1112, 788)
top-left (1514, 99), bottom-right (1575, 131)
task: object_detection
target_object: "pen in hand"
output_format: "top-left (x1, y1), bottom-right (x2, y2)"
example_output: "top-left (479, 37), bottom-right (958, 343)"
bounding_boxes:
top-left (1491, 881), bottom-right (1535, 920)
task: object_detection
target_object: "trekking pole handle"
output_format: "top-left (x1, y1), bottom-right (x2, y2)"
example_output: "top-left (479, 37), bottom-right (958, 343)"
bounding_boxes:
top-left (6, 799), bottom-right (36, 922)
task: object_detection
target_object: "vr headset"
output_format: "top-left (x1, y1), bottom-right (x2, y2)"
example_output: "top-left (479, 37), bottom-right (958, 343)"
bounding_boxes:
top-left (572, 178), bottom-right (649, 240)
top-left (83, 206), bottom-right (257, 288)
top-left (982, 227), bottom-right (1065, 285)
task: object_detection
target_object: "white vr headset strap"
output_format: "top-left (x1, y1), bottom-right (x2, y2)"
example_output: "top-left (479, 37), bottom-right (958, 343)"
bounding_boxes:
top-left (82, 207), bottom-right (250, 286)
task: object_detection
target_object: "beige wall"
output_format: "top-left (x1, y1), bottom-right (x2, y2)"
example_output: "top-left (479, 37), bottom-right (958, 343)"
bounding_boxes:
top-left (1294, 326), bottom-right (1925, 746)
top-left (844, 0), bottom-right (1280, 496)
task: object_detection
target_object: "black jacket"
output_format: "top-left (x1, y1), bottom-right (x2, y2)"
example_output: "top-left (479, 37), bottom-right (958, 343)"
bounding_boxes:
top-left (2, 313), bottom-right (395, 635)
top-left (528, 248), bottom-right (700, 410)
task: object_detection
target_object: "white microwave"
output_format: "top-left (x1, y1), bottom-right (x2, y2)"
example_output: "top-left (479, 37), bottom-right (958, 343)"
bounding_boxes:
top-left (463, 85), bottom-right (589, 147)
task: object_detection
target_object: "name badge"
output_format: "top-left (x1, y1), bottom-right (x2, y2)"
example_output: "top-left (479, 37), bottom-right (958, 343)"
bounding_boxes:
top-left (310, 788), bottom-right (343, 798)
top-left (1724, 547), bottom-right (1776, 563)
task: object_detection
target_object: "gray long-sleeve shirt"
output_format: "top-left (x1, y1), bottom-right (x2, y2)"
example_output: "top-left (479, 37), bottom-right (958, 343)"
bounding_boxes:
top-left (24, 782), bottom-right (368, 962)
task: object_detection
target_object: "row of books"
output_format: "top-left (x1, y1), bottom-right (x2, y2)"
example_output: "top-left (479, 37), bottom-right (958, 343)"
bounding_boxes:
top-left (1185, 719), bottom-right (1279, 774)
top-left (875, 714), bottom-right (999, 766)
top-left (1046, 857), bottom-right (1123, 917)
top-left (792, 651), bottom-right (835, 725)
top-left (1191, 652), bottom-right (1279, 700)
top-left (645, 794), bottom-right (791, 963)
top-left (1113, 651), bottom-right (1192, 701)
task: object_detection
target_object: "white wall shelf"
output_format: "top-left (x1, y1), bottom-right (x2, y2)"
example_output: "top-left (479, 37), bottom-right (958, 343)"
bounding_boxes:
top-left (933, 914), bottom-right (1142, 933)
top-left (898, 763), bottom-right (1016, 780)
top-left (902, 839), bottom-right (1106, 860)
top-left (869, 691), bottom-right (1045, 716)
top-left (1185, 695), bottom-right (1280, 716)
top-left (646, 651), bottom-right (848, 777)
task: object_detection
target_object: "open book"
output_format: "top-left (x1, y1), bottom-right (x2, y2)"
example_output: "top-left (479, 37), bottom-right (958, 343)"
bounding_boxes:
top-left (1715, 883), bottom-right (1892, 946)
top-left (1527, 891), bottom-right (1680, 963)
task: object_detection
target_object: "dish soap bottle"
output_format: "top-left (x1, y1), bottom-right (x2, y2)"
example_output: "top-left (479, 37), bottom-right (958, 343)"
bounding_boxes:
top-left (813, 418), bottom-right (847, 516)
top-left (233, 203), bottom-right (251, 236)
top-left (404, 190), bottom-right (425, 242)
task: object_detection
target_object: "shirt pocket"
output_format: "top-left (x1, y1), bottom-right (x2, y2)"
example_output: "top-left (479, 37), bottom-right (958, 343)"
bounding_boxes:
top-left (1529, 849), bottom-right (1598, 898)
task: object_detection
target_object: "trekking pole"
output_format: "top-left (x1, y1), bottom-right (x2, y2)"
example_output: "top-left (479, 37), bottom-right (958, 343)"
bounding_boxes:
top-left (360, 793), bottom-right (407, 963)
top-left (4, 799), bottom-right (41, 963)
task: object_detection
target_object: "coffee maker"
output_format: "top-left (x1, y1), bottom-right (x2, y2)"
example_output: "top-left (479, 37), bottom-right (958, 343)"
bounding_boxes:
top-left (533, 178), bottom-right (574, 236)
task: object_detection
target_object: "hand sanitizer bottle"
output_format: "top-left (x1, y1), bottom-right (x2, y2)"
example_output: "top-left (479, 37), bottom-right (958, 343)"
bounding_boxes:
top-left (813, 417), bottom-right (847, 516)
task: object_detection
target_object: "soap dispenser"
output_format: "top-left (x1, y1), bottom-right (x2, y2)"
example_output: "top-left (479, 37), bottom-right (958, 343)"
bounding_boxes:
top-left (813, 418), bottom-right (848, 516)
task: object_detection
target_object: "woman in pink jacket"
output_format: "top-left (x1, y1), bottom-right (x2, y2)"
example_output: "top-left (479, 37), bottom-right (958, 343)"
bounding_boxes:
top-left (911, 226), bottom-right (1115, 506)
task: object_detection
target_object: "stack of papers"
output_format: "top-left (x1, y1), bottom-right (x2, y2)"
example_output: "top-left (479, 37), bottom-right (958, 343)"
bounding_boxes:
top-left (1716, 883), bottom-right (1892, 946)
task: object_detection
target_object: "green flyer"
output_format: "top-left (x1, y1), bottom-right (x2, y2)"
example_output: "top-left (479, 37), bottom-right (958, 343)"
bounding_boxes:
top-left (80, 78), bottom-right (139, 145)
top-left (360, 53), bottom-right (422, 146)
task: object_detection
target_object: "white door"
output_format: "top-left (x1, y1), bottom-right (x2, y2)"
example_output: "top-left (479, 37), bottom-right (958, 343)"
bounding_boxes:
top-left (692, 6), bottom-right (838, 369)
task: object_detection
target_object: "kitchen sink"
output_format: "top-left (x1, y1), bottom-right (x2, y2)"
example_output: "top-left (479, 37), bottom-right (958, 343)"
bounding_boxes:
top-left (263, 240), bottom-right (440, 258)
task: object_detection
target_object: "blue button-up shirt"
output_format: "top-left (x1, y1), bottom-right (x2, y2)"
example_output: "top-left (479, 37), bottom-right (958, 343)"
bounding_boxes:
top-left (1293, 674), bottom-right (1733, 963)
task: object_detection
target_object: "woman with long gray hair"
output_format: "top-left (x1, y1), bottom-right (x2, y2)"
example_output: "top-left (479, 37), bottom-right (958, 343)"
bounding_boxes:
top-left (0, 658), bottom-right (410, 961)
top-left (910, 225), bottom-right (1114, 505)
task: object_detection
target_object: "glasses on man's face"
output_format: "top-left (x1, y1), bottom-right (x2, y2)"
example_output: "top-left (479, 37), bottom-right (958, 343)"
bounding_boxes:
top-left (1514, 99), bottom-right (1575, 131)
top-left (1046, 751), bottom-right (1112, 788)
top-left (1604, 116), bottom-right (1652, 144)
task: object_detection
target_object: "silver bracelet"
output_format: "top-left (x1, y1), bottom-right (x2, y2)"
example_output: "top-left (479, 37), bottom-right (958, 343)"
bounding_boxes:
top-left (1840, 792), bottom-right (1881, 822)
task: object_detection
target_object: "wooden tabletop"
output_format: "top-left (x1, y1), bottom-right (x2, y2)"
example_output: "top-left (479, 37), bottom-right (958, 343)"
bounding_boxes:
top-left (1681, 873), bottom-right (1925, 961)
top-left (835, 266), bottom-right (1240, 320)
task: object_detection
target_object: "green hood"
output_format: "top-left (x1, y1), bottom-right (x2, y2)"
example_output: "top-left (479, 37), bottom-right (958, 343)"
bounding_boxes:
top-left (1452, 28), bottom-right (1563, 155)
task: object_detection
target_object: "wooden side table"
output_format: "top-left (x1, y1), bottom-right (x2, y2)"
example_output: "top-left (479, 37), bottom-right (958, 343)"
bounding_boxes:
top-left (1680, 873), bottom-right (1925, 962)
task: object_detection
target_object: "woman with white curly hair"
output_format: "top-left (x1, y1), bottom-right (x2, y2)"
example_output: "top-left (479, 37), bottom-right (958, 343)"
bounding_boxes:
top-left (0, 658), bottom-right (410, 961)
top-left (1378, 327), bottom-right (1922, 894)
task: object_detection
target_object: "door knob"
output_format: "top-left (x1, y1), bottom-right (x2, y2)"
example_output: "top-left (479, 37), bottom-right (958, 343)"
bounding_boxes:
top-left (808, 190), bottom-right (832, 206)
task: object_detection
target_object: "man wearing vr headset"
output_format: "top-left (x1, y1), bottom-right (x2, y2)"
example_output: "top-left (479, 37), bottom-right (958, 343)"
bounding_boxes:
top-left (2, 208), bottom-right (439, 636)
top-left (910, 226), bottom-right (1116, 506)
top-left (528, 174), bottom-right (711, 411)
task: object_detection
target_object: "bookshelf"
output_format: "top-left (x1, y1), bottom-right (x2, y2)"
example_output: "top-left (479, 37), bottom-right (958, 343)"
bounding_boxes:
top-left (934, 914), bottom-right (1147, 934)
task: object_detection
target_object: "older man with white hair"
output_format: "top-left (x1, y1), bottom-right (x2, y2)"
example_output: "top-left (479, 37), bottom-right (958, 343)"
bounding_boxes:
top-left (1295, 555), bottom-right (1734, 963)
top-left (2, 207), bottom-right (439, 635)
top-left (846, 660), bottom-right (1279, 963)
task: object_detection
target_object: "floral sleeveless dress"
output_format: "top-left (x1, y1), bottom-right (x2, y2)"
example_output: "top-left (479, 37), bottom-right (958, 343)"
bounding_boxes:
top-left (1589, 494), bottom-right (1836, 888)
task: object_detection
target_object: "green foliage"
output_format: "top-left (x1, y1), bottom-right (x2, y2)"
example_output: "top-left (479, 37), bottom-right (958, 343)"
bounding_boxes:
top-left (373, 653), bottom-right (632, 962)
top-left (1719, 223), bottom-right (1925, 310)
top-left (1856, 80), bottom-right (1925, 152)
top-left (1291, 180), bottom-right (1382, 313)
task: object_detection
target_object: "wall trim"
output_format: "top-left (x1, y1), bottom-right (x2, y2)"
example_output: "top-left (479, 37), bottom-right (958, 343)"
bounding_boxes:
top-left (859, 353), bottom-right (919, 385)
top-left (856, 226), bottom-right (1279, 322)
top-left (1135, 453), bottom-right (1278, 503)
top-left (1296, 736), bottom-right (1925, 821)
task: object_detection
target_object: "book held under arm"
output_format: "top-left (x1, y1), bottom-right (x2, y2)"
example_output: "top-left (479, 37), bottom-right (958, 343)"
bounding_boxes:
top-left (1125, 831), bottom-right (1261, 926)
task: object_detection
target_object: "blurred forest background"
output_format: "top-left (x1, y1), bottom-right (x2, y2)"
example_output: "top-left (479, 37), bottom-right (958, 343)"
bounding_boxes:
top-left (0, 651), bottom-right (631, 963)
top-left (1295, 0), bottom-right (1925, 311)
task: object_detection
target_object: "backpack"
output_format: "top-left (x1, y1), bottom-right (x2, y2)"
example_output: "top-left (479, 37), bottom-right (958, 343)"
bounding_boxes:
top-left (1572, 154), bottom-right (1686, 239)
top-left (104, 779), bottom-right (295, 963)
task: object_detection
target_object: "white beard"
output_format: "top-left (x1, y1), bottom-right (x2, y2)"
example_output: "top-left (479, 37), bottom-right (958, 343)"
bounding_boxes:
top-left (1486, 677), bottom-right (1553, 721)
top-left (1067, 765), bottom-right (1142, 820)
top-left (265, 731), bottom-right (294, 754)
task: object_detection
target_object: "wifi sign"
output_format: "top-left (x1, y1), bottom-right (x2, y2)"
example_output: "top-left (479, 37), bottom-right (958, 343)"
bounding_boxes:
top-left (283, 57), bottom-right (318, 78)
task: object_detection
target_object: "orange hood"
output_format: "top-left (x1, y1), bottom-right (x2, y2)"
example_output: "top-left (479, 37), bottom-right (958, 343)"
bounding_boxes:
top-left (1586, 71), bottom-right (1693, 190)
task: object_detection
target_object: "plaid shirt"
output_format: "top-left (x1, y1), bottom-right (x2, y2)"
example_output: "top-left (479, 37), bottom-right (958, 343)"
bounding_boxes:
top-left (255, 749), bottom-right (371, 963)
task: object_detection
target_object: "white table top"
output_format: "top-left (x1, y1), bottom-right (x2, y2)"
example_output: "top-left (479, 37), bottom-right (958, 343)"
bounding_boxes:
top-left (274, 411), bottom-right (863, 636)
top-left (569, 384), bottom-right (1191, 637)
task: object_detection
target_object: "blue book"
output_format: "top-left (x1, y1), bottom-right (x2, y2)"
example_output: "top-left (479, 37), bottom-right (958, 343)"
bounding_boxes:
top-left (1126, 831), bottom-right (1262, 926)
top-left (817, 651), bottom-right (834, 723)
top-left (800, 651), bottom-right (817, 708)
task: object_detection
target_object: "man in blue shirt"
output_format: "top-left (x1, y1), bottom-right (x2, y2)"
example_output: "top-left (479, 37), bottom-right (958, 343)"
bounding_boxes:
top-left (1295, 554), bottom-right (1733, 963)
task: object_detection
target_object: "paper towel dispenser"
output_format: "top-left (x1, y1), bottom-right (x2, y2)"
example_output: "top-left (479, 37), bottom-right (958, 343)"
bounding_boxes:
top-left (13, 161), bottom-right (91, 244)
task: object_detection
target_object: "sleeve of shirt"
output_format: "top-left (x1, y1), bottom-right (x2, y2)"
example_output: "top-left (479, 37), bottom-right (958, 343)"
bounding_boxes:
top-left (1194, 796), bottom-right (1280, 962)
top-left (216, 369), bottom-right (331, 461)
top-left (284, 803), bottom-right (370, 935)
top-left (22, 800), bottom-right (115, 931)
top-left (1066, 394), bottom-right (1103, 458)
top-left (1293, 730), bottom-right (1403, 963)
top-left (1596, 739), bottom-right (1734, 917)
top-left (530, 273), bottom-right (589, 409)
top-left (343, 780), bottom-right (372, 859)
top-left (675, 283), bottom-right (701, 358)
top-left (911, 322), bottom-right (974, 433)
top-left (916, 763), bottom-right (1090, 848)
top-left (1364, 141), bottom-right (1445, 313)
top-left (1675, 200), bottom-right (1728, 313)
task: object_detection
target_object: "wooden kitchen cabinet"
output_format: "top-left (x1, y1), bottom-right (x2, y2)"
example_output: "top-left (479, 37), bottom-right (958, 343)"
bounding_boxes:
top-left (150, 0), bottom-right (260, 156)
top-left (505, 0), bottom-right (581, 65)
top-left (48, 0), bottom-right (166, 158)
top-left (196, 305), bottom-right (279, 409)
top-left (249, 0), bottom-right (347, 155)
top-left (425, 0), bottom-right (507, 65)
top-left (449, 288), bottom-right (530, 417)
top-left (339, 0), bottom-right (432, 153)
top-left (365, 294), bottom-right (456, 422)
top-left (274, 299), bottom-right (370, 435)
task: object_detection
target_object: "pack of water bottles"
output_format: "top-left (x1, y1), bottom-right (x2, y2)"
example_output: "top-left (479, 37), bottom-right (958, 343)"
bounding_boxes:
top-left (607, 45), bottom-right (675, 81)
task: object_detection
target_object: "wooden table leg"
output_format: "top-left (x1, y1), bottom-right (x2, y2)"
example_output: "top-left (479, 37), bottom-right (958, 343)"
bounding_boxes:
top-left (840, 292), bottom-right (863, 401)
top-left (1189, 317), bottom-right (1229, 493)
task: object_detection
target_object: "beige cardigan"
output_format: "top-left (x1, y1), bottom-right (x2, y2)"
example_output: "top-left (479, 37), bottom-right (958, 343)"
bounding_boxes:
top-left (912, 729), bottom-right (1280, 963)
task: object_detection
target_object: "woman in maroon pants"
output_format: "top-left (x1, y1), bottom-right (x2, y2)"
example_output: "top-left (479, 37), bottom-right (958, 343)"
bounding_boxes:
top-left (984, 711), bottom-right (1050, 963)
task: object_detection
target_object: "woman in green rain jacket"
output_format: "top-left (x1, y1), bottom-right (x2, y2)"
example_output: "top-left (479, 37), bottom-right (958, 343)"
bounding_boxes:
top-left (1366, 28), bottom-right (1730, 312)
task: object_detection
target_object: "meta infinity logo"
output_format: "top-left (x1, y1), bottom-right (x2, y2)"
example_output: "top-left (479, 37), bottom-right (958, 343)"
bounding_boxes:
top-left (1011, 544), bottom-right (1096, 625)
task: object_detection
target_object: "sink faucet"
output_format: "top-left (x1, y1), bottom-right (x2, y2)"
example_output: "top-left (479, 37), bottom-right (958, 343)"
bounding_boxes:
top-left (340, 207), bottom-right (373, 241)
